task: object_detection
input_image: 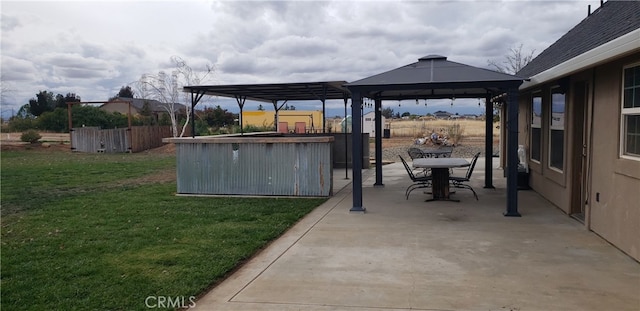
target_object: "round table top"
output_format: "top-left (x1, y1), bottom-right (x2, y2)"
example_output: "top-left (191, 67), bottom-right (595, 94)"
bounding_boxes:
top-left (412, 157), bottom-right (470, 168)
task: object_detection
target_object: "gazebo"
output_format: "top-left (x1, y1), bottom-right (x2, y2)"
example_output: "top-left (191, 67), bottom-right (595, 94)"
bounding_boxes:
top-left (181, 55), bottom-right (525, 216)
top-left (345, 55), bottom-right (524, 216)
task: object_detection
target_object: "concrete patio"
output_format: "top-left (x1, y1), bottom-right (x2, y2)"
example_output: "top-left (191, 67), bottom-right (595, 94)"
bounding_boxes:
top-left (193, 158), bottom-right (640, 311)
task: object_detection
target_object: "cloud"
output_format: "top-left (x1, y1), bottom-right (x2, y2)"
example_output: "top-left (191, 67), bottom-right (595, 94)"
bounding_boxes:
top-left (1, 13), bottom-right (20, 32)
top-left (1, 56), bottom-right (38, 81)
top-left (1, 0), bottom-right (601, 114)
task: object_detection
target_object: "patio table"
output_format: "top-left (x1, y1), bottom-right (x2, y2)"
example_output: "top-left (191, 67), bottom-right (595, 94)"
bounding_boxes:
top-left (419, 147), bottom-right (453, 158)
top-left (413, 158), bottom-right (470, 202)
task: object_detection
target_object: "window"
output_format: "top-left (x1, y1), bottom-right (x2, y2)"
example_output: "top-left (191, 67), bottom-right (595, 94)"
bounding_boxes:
top-left (549, 87), bottom-right (565, 171)
top-left (531, 93), bottom-right (542, 162)
top-left (622, 64), bottom-right (640, 158)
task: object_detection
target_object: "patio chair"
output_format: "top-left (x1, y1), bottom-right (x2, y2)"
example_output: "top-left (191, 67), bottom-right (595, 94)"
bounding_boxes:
top-left (399, 155), bottom-right (432, 200)
top-left (438, 146), bottom-right (454, 158)
top-left (449, 152), bottom-right (480, 200)
top-left (407, 147), bottom-right (425, 159)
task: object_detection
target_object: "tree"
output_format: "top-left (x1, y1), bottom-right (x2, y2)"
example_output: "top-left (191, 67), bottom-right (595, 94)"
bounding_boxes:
top-left (487, 43), bottom-right (535, 75)
top-left (201, 105), bottom-right (235, 128)
top-left (118, 86), bottom-right (135, 98)
top-left (136, 56), bottom-right (214, 137)
top-left (1, 74), bottom-right (14, 108)
top-left (401, 112), bottom-right (411, 118)
top-left (257, 104), bottom-right (265, 111)
top-left (138, 100), bottom-right (155, 125)
top-left (28, 91), bottom-right (56, 116)
top-left (37, 105), bottom-right (128, 132)
top-left (55, 93), bottom-right (81, 108)
top-left (381, 107), bottom-right (394, 118)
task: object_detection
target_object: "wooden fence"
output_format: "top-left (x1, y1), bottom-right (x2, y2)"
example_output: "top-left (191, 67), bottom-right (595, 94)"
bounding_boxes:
top-left (71, 126), bottom-right (177, 153)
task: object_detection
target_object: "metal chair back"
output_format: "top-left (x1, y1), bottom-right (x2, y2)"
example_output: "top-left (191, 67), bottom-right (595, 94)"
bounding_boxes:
top-left (465, 152), bottom-right (481, 180)
top-left (407, 147), bottom-right (424, 160)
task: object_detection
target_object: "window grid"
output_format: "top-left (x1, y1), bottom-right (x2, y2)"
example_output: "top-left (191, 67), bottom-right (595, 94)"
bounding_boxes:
top-left (622, 64), bottom-right (640, 158)
top-left (549, 87), bottom-right (565, 171)
top-left (531, 94), bottom-right (542, 163)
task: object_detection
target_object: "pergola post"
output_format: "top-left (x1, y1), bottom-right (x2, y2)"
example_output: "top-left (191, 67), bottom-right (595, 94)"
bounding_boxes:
top-left (484, 93), bottom-right (494, 189)
top-left (191, 93), bottom-right (196, 138)
top-left (350, 90), bottom-right (365, 212)
top-left (374, 98), bottom-right (383, 187)
top-left (322, 85), bottom-right (327, 133)
top-left (190, 90), bottom-right (206, 138)
top-left (235, 95), bottom-right (246, 136)
top-left (272, 100), bottom-right (279, 132)
top-left (505, 87), bottom-right (521, 217)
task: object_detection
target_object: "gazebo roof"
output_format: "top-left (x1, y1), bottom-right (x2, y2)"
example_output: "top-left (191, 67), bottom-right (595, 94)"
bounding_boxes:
top-left (183, 81), bottom-right (350, 103)
top-left (346, 55), bottom-right (524, 100)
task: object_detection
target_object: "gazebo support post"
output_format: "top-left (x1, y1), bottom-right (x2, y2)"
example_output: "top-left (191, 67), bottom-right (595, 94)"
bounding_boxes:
top-left (484, 93), bottom-right (494, 189)
top-left (505, 87), bottom-right (521, 217)
top-left (350, 91), bottom-right (365, 213)
top-left (343, 97), bottom-right (349, 180)
top-left (374, 98), bottom-right (383, 187)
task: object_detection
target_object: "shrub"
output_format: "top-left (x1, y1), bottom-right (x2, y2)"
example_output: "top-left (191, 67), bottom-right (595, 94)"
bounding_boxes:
top-left (8, 117), bottom-right (38, 132)
top-left (446, 123), bottom-right (465, 145)
top-left (20, 130), bottom-right (42, 143)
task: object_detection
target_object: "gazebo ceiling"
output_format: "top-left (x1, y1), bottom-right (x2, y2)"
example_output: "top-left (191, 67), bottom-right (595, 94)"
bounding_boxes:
top-left (346, 55), bottom-right (525, 100)
top-left (183, 81), bottom-right (350, 103)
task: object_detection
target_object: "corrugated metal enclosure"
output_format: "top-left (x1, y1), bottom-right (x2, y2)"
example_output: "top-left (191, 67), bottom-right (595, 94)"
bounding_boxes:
top-left (71, 127), bottom-right (129, 153)
top-left (172, 135), bottom-right (334, 197)
top-left (70, 126), bottom-right (175, 153)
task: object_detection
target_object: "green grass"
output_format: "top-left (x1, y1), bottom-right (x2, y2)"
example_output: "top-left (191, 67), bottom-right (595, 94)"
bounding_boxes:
top-left (1, 149), bottom-right (325, 310)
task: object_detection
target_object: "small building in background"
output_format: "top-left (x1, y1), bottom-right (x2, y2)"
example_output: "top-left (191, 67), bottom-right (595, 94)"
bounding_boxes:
top-left (433, 110), bottom-right (452, 119)
top-left (362, 111), bottom-right (386, 137)
top-left (242, 110), bottom-right (323, 133)
top-left (100, 97), bottom-right (185, 116)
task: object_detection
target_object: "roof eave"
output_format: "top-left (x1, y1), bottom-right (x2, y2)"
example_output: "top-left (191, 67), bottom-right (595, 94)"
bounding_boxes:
top-left (520, 28), bottom-right (640, 91)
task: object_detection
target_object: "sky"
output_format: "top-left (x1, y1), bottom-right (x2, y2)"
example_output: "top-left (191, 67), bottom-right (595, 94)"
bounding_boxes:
top-left (1, 0), bottom-right (602, 119)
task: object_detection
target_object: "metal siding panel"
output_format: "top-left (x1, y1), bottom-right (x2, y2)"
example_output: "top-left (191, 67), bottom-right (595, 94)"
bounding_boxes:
top-left (175, 140), bottom-right (332, 196)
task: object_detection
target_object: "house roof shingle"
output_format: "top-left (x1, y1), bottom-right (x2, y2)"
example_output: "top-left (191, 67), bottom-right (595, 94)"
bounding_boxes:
top-left (517, 0), bottom-right (640, 78)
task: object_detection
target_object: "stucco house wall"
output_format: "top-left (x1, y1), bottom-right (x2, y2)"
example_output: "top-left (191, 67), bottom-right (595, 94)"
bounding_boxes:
top-left (515, 1), bottom-right (639, 261)
top-left (588, 54), bottom-right (640, 260)
top-left (100, 101), bottom-right (132, 115)
top-left (519, 51), bottom-right (640, 261)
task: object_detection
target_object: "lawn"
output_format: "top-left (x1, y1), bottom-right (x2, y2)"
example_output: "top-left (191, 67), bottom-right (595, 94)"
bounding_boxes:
top-left (1, 148), bottom-right (326, 310)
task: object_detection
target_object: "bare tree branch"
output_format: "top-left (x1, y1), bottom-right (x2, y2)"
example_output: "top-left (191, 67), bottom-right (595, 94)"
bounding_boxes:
top-left (488, 43), bottom-right (535, 75)
top-left (134, 57), bottom-right (215, 137)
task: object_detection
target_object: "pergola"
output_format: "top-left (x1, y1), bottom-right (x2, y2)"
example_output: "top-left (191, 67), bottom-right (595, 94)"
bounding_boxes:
top-left (182, 55), bottom-right (524, 216)
top-left (183, 81), bottom-right (350, 135)
top-left (345, 55), bottom-right (524, 216)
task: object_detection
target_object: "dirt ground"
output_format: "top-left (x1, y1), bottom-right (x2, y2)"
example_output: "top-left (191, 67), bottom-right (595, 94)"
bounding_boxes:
top-left (374, 135), bottom-right (496, 149)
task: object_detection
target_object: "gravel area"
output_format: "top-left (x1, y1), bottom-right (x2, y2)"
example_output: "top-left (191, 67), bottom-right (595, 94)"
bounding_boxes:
top-left (377, 143), bottom-right (499, 162)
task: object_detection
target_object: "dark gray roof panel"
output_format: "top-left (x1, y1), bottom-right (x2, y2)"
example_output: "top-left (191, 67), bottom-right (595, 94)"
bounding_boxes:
top-left (346, 56), bottom-right (523, 101)
top-left (518, 0), bottom-right (640, 78)
top-left (182, 81), bottom-right (350, 103)
top-left (348, 56), bottom-right (523, 87)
